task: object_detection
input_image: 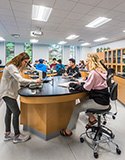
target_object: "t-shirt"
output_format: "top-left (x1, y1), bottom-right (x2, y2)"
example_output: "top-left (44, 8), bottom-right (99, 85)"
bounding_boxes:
top-left (66, 66), bottom-right (81, 78)
top-left (50, 63), bottom-right (57, 70)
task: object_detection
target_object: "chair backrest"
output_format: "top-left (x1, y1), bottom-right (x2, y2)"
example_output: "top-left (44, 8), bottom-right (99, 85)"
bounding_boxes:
top-left (107, 75), bottom-right (112, 87)
top-left (107, 68), bottom-right (115, 77)
top-left (110, 82), bottom-right (118, 101)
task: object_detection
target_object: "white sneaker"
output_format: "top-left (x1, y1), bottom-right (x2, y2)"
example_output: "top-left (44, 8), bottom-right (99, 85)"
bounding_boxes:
top-left (13, 134), bottom-right (30, 144)
top-left (4, 132), bottom-right (14, 141)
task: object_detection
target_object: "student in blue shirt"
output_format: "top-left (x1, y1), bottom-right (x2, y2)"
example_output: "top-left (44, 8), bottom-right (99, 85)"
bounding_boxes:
top-left (36, 59), bottom-right (47, 73)
top-left (56, 59), bottom-right (65, 75)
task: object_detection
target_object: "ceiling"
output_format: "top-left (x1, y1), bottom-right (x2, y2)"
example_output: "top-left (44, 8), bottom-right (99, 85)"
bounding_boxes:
top-left (0, 0), bottom-right (125, 47)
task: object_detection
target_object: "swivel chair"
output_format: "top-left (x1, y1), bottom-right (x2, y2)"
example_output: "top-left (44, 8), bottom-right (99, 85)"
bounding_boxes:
top-left (80, 82), bottom-right (121, 158)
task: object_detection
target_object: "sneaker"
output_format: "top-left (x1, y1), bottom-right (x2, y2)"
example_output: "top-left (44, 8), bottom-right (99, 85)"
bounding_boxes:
top-left (4, 132), bottom-right (14, 141)
top-left (13, 134), bottom-right (30, 144)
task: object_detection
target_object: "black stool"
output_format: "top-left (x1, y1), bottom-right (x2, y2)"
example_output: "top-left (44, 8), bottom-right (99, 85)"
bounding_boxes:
top-left (80, 82), bottom-right (121, 158)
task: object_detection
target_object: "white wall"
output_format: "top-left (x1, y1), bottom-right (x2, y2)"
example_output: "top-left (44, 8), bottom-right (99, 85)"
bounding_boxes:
top-left (89, 39), bottom-right (125, 53)
top-left (32, 44), bottom-right (49, 64)
top-left (81, 47), bottom-right (91, 62)
top-left (0, 42), bottom-right (83, 65)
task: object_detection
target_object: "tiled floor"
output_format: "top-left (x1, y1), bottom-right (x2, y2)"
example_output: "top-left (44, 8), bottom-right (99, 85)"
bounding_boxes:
top-left (0, 99), bottom-right (125, 160)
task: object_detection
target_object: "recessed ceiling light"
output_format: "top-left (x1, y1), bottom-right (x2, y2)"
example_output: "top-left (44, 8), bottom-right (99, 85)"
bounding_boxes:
top-left (0, 37), bottom-right (5, 41)
top-left (81, 43), bottom-right (91, 46)
top-left (66, 35), bottom-right (79, 40)
top-left (11, 34), bottom-right (20, 38)
top-left (123, 30), bottom-right (125, 32)
top-left (32, 5), bottom-right (52, 22)
top-left (85, 17), bottom-right (112, 28)
top-left (58, 41), bottom-right (67, 45)
top-left (30, 39), bottom-right (39, 43)
top-left (94, 37), bottom-right (108, 42)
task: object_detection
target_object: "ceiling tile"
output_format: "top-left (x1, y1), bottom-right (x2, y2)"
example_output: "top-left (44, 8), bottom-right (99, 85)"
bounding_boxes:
top-left (13, 10), bottom-right (31, 19)
top-left (54, 0), bottom-right (76, 11)
top-left (79, 0), bottom-right (102, 6)
top-left (10, 0), bottom-right (32, 4)
top-left (50, 9), bottom-right (69, 18)
top-left (0, 0), bottom-right (11, 9)
top-left (0, 9), bottom-right (13, 16)
top-left (97, 0), bottom-right (123, 9)
top-left (87, 6), bottom-right (109, 16)
top-left (113, 2), bottom-right (125, 12)
top-left (33, 0), bottom-right (56, 7)
top-left (11, 1), bottom-right (32, 12)
top-left (72, 3), bottom-right (94, 14)
top-left (66, 12), bottom-right (84, 20)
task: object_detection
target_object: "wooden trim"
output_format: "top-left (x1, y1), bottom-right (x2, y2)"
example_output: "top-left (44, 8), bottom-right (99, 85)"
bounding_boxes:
top-left (20, 92), bottom-right (88, 104)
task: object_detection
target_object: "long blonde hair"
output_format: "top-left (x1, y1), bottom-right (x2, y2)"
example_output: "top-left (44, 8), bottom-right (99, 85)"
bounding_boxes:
top-left (6, 52), bottom-right (29, 70)
top-left (88, 54), bottom-right (106, 71)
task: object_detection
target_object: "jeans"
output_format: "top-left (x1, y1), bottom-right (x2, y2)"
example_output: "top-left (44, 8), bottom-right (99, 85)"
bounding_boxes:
top-left (3, 96), bottom-right (20, 135)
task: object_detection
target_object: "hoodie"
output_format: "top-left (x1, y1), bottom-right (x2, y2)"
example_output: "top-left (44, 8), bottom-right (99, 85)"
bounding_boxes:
top-left (84, 69), bottom-right (109, 105)
top-left (36, 63), bottom-right (47, 73)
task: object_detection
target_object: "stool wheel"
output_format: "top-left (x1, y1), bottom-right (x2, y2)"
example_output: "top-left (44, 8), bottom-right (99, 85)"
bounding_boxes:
top-left (80, 137), bottom-right (84, 143)
top-left (94, 152), bottom-right (99, 159)
top-left (116, 148), bottom-right (121, 155)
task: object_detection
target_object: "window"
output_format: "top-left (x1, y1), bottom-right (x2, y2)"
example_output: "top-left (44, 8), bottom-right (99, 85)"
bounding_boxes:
top-left (6, 42), bottom-right (15, 63)
top-left (24, 43), bottom-right (32, 61)
top-left (49, 44), bottom-right (62, 64)
top-left (70, 46), bottom-right (76, 59)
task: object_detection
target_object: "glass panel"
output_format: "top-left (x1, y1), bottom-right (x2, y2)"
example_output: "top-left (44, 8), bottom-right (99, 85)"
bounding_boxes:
top-left (117, 65), bottom-right (121, 73)
top-left (117, 50), bottom-right (121, 63)
top-left (70, 46), bottom-right (76, 59)
top-left (122, 49), bottom-right (125, 64)
top-left (24, 43), bottom-right (32, 61)
top-left (108, 51), bottom-right (111, 63)
top-left (109, 65), bottom-right (111, 68)
top-left (6, 42), bottom-right (15, 63)
top-left (105, 51), bottom-right (107, 63)
top-left (123, 66), bottom-right (125, 72)
top-left (113, 65), bottom-right (116, 72)
top-left (113, 50), bottom-right (116, 63)
top-left (49, 44), bottom-right (62, 64)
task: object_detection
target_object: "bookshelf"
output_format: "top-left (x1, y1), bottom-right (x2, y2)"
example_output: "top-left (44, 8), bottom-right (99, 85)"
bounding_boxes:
top-left (89, 48), bottom-right (125, 73)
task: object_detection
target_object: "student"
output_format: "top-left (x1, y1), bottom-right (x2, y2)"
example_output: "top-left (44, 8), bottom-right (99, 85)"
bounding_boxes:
top-left (50, 58), bottom-right (57, 70)
top-left (60, 54), bottom-right (109, 136)
top-left (33, 60), bottom-right (39, 67)
top-left (56, 59), bottom-right (65, 75)
top-left (0, 52), bottom-right (41, 143)
top-left (78, 60), bottom-right (85, 69)
top-left (64, 58), bottom-right (81, 78)
top-left (35, 59), bottom-right (47, 73)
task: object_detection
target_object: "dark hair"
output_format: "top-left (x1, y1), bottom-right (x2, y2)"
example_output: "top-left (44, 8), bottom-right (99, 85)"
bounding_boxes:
top-left (6, 52), bottom-right (29, 70)
top-left (69, 58), bottom-right (75, 64)
top-left (35, 60), bottom-right (38, 62)
top-left (53, 58), bottom-right (56, 61)
top-left (57, 59), bottom-right (62, 64)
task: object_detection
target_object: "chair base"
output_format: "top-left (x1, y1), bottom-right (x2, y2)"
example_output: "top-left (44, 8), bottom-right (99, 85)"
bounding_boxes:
top-left (80, 125), bottom-right (121, 158)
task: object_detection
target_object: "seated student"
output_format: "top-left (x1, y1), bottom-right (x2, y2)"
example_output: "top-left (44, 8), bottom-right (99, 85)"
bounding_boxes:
top-left (35, 59), bottom-right (47, 73)
top-left (50, 58), bottom-right (57, 70)
top-left (64, 58), bottom-right (81, 78)
top-left (43, 59), bottom-right (50, 70)
top-left (33, 60), bottom-right (39, 67)
top-left (56, 59), bottom-right (65, 75)
top-left (78, 60), bottom-right (85, 69)
top-left (60, 54), bottom-right (109, 136)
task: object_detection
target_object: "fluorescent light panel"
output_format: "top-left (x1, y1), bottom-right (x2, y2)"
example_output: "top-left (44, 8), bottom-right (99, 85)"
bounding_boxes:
top-left (58, 41), bottom-right (67, 45)
top-left (32, 5), bottom-right (52, 22)
top-left (66, 35), bottom-right (79, 40)
top-left (0, 37), bottom-right (5, 41)
top-left (30, 39), bottom-right (39, 43)
top-left (123, 30), bottom-right (125, 32)
top-left (86, 17), bottom-right (112, 28)
top-left (81, 43), bottom-right (91, 46)
top-left (94, 37), bottom-right (108, 42)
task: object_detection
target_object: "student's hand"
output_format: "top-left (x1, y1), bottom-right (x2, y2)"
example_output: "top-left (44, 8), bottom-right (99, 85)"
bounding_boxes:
top-left (77, 81), bottom-right (81, 85)
top-left (63, 73), bottom-right (68, 76)
top-left (82, 77), bottom-right (86, 81)
top-left (36, 78), bottom-right (42, 83)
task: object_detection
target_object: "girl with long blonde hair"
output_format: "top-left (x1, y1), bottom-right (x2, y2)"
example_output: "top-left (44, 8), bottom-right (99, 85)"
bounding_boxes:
top-left (60, 54), bottom-right (109, 136)
top-left (0, 52), bottom-right (41, 143)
